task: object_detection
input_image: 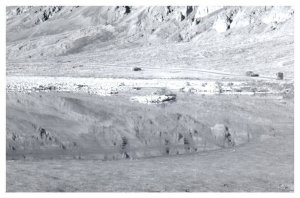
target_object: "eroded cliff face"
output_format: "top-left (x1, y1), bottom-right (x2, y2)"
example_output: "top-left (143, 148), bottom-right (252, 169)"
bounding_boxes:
top-left (6, 91), bottom-right (259, 160)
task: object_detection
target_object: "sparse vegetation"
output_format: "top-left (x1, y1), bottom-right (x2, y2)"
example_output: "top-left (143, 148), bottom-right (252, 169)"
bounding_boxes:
top-left (277, 72), bottom-right (284, 80)
top-left (132, 67), bottom-right (142, 71)
top-left (245, 71), bottom-right (259, 77)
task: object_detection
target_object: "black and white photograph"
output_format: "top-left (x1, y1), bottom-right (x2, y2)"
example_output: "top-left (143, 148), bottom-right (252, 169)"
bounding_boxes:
top-left (2, 0), bottom-right (297, 194)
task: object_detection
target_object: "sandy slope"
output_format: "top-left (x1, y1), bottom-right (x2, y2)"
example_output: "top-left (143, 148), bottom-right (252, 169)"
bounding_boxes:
top-left (6, 34), bottom-right (294, 80)
top-left (6, 91), bottom-right (293, 192)
top-left (6, 139), bottom-right (294, 192)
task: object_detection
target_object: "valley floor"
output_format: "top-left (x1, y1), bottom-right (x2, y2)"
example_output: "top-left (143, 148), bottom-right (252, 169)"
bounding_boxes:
top-left (7, 132), bottom-right (293, 192)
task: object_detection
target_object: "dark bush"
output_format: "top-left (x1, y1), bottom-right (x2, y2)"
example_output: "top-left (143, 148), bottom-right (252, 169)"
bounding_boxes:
top-left (132, 67), bottom-right (142, 71)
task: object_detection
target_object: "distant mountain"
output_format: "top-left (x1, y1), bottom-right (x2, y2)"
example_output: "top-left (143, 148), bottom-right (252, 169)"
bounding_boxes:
top-left (6, 6), bottom-right (294, 59)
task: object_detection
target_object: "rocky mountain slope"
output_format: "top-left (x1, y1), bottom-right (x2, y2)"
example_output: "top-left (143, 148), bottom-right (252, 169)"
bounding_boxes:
top-left (6, 6), bottom-right (294, 60)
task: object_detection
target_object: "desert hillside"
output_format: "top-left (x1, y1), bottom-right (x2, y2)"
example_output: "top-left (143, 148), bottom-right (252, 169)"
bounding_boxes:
top-left (6, 6), bottom-right (294, 78)
top-left (6, 6), bottom-right (294, 192)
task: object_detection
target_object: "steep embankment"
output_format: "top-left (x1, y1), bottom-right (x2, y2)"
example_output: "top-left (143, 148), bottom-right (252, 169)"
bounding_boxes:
top-left (6, 90), bottom-right (293, 160)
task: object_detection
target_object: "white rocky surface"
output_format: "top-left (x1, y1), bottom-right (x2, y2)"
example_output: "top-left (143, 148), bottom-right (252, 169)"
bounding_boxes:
top-left (130, 94), bottom-right (176, 104)
top-left (7, 76), bottom-right (290, 100)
